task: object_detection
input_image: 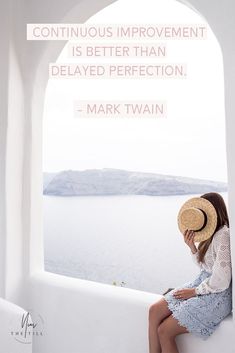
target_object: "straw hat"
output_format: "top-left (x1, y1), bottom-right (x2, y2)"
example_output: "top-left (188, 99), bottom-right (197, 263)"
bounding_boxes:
top-left (177, 197), bottom-right (218, 242)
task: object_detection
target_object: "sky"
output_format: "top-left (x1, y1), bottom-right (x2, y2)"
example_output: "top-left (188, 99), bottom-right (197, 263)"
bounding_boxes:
top-left (43, 0), bottom-right (227, 182)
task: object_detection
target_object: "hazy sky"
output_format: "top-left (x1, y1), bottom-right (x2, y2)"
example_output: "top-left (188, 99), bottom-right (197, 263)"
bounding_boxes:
top-left (43, 0), bottom-right (227, 182)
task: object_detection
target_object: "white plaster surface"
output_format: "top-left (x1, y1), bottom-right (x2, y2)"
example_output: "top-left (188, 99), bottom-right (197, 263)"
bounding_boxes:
top-left (0, 298), bottom-right (32, 353)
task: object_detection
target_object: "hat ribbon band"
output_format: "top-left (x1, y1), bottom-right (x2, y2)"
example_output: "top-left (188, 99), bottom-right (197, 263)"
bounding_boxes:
top-left (195, 209), bottom-right (207, 232)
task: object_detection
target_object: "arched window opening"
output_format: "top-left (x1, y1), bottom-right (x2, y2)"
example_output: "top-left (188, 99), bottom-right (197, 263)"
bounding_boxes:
top-left (43, 0), bottom-right (227, 293)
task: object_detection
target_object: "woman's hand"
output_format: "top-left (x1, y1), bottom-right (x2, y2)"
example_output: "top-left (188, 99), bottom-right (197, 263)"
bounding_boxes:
top-left (183, 229), bottom-right (197, 253)
top-left (173, 288), bottom-right (197, 300)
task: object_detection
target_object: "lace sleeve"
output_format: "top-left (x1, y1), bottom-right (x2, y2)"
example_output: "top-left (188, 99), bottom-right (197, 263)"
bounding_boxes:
top-left (195, 227), bottom-right (232, 295)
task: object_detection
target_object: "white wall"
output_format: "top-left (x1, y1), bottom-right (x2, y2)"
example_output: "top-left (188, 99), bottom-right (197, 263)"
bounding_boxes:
top-left (0, 298), bottom-right (32, 353)
top-left (0, 0), bottom-right (10, 298)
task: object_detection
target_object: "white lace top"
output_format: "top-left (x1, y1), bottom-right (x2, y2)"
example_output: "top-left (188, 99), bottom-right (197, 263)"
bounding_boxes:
top-left (190, 225), bottom-right (232, 295)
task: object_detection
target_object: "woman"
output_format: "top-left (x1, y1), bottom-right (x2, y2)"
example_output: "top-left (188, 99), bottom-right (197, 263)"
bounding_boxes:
top-left (148, 192), bottom-right (232, 353)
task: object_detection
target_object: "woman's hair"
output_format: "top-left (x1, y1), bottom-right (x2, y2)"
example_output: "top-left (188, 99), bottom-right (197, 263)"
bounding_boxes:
top-left (197, 192), bottom-right (229, 263)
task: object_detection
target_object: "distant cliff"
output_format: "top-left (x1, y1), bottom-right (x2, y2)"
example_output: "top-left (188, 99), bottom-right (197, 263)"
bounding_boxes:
top-left (43, 169), bottom-right (227, 196)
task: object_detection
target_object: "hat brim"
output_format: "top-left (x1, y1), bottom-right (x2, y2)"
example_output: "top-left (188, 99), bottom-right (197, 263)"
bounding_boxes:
top-left (177, 197), bottom-right (217, 242)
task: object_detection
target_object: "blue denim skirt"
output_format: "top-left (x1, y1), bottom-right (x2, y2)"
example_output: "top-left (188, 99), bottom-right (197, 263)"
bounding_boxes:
top-left (163, 270), bottom-right (232, 340)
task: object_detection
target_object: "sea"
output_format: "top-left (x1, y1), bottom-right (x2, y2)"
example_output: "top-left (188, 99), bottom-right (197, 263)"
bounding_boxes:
top-left (43, 192), bottom-right (227, 294)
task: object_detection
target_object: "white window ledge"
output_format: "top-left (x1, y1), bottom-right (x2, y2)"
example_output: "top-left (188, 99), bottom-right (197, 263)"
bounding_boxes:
top-left (26, 270), bottom-right (234, 353)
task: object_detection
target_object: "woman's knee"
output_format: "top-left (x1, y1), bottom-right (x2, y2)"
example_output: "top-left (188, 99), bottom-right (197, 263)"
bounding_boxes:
top-left (158, 321), bottom-right (168, 337)
top-left (158, 316), bottom-right (188, 341)
top-left (148, 299), bottom-right (170, 323)
top-left (157, 320), bottom-right (175, 342)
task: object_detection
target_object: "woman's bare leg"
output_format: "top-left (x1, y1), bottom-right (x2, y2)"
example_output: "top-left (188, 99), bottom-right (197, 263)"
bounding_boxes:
top-left (158, 314), bottom-right (189, 353)
top-left (148, 298), bottom-right (172, 353)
